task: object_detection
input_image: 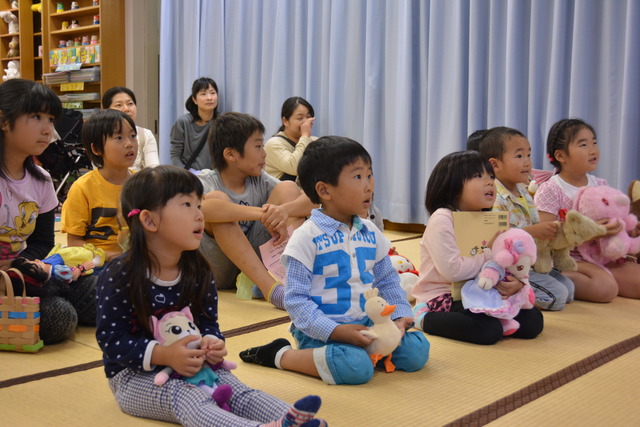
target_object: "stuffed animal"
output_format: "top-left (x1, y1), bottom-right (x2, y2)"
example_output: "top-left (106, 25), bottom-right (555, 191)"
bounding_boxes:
top-left (461, 228), bottom-right (536, 336)
top-left (7, 36), bottom-right (19, 58)
top-left (358, 288), bottom-right (402, 373)
top-left (151, 306), bottom-right (236, 411)
top-left (3, 60), bottom-right (20, 81)
top-left (388, 249), bottom-right (418, 302)
top-left (573, 185), bottom-right (640, 267)
top-left (0, 11), bottom-right (19, 34)
top-left (527, 169), bottom-right (554, 197)
top-left (533, 210), bottom-right (607, 273)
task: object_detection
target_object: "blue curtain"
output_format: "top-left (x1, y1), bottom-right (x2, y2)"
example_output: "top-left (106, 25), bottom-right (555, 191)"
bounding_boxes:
top-left (159, 0), bottom-right (640, 224)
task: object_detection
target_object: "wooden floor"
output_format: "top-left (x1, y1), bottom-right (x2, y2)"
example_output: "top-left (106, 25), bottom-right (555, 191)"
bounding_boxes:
top-left (1, 229), bottom-right (639, 426)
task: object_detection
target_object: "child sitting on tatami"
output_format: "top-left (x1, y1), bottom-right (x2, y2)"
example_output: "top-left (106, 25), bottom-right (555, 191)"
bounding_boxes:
top-left (475, 127), bottom-right (575, 310)
top-left (61, 109), bottom-right (138, 261)
top-left (199, 112), bottom-right (315, 309)
top-left (239, 136), bottom-right (430, 385)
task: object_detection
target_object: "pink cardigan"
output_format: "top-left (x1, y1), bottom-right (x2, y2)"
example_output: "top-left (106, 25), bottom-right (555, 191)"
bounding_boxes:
top-left (412, 208), bottom-right (493, 304)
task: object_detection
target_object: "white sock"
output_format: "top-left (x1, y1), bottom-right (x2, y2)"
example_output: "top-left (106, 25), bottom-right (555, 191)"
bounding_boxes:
top-left (274, 345), bottom-right (292, 369)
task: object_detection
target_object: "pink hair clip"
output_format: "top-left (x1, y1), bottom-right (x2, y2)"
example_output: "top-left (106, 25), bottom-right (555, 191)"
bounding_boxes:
top-left (127, 209), bottom-right (141, 218)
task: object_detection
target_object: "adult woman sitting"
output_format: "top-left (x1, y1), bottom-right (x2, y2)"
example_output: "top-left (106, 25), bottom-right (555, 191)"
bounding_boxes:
top-left (265, 96), bottom-right (317, 181)
top-left (170, 77), bottom-right (219, 171)
top-left (102, 87), bottom-right (160, 170)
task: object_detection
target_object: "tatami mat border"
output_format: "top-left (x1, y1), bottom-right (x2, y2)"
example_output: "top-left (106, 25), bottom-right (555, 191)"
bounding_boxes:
top-left (223, 315), bottom-right (290, 338)
top-left (0, 315), bottom-right (291, 389)
top-left (445, 333), bottom-right (640, 426)
top-left (0, 360), bottom-right (103, 389)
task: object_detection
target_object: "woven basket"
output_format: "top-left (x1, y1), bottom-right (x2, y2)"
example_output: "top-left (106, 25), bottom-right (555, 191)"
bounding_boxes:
top-left (0, 269), bottom-right (43, 353)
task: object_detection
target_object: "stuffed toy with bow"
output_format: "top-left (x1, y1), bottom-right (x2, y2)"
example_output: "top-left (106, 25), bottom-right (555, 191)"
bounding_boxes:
top-left (533, 210), bottom-right (606, 273)
top-left (388, 249), bottom-right (418, 302)
top-left (151, 306), bottom-right (237, 411)
top-left (461, 228), bottom-right (536, 336)
top-left (573, 185), bottom-right (640, 267)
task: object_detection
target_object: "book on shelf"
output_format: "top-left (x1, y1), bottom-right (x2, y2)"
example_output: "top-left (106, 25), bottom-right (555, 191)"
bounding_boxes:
top-left (452, 211), bottom-right (510, 257)
top-left (58, 92), bottom-right (100, 102)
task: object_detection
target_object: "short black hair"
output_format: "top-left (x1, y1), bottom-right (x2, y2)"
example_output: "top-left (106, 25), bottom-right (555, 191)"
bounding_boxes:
top-left (466, 129), bottom-right (489, 151)
top-left (82, 109), bottom-right (136, 168)
top-left (298, 136), bottom-right (372, 204)
top-left (208, 112), bottom-right (265, 171)
top-left (477, 126), bottom-right (526, 162)
top-left (101, 86), bottom-right (137, 109)
top-left (425, 151), bottom-right (493, 215)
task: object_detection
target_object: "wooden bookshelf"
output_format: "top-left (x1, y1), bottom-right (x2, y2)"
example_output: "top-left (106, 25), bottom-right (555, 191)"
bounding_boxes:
top-left (0, 0), bottom-right (34, 81)
top-left (1, 0), bottom-right (125, 112)
top-left (44, 0), bottom-right (125, 111)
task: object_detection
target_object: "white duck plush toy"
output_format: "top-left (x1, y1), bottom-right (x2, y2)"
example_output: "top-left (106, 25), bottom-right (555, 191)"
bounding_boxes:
top-left (358, 288), bottom-right (402, 372)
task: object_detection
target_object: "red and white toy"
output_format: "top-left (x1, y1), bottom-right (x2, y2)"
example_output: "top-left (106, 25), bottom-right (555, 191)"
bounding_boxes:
top-left (389, 250), bottom-right (419, 302)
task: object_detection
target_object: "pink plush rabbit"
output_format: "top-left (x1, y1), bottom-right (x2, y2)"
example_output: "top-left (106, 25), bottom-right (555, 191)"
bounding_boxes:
top-left (573, 185), bottom-right (640, 267)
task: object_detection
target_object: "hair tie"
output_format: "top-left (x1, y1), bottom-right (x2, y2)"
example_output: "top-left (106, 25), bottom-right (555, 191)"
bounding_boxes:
top-left (547, 153), bottom-right (554, 162)
top-left (127, 209), bottom-right (141, 218)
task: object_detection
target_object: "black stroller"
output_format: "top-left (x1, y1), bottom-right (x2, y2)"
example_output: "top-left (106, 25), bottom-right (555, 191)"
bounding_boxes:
top-left (38, 109), bottom-right (93, 207)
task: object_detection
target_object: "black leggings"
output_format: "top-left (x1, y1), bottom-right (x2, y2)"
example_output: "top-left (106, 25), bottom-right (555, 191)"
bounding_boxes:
top-left (423, 301), bottom-right (544, 345)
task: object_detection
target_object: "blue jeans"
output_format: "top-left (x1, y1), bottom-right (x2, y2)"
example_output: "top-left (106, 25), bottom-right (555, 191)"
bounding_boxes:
top-left (291, 318), bottom-right (430, 385)
top-left (529, 269), bottom-right (575, 311)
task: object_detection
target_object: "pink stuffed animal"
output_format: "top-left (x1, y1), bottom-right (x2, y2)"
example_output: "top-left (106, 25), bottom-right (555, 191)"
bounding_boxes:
top-left (461, 228), bottom-right (536, 336)
top-left (151, 306), bottom-right (237, 411)
top-left (573, 185), bottom-right (640, 267)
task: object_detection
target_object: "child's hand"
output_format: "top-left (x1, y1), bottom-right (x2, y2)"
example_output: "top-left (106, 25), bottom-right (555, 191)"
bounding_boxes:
top-left (158, 335), bottom-right (206, 377)
top-left (527, 222), bottom-right (559, 240)
top-left (496, 275), bottom-right (524, 298)
top-left (597, 218), bottom-right (623, 237)
top-left (329, 324), bottom-right (373, 347)
top-left (261, 204), bottom-right (289, 243)
top-left (201, 336), bottom-right (228, 365)
top-left (393, 317), bottom-right (413, 337)
top-left (300, 117), bottom-right (315, 137)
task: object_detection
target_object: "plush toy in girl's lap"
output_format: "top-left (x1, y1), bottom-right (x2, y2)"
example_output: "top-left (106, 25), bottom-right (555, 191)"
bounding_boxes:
top-left (151, 306), bottom-right (237, 411)
top-left (462, 228), bottom-right (536, 336)
top-left (573, 185), bottom-right (640, 267)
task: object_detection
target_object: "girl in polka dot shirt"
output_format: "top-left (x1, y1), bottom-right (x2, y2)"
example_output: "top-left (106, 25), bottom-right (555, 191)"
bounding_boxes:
top-left (95, 165), bottom-right (325, 427)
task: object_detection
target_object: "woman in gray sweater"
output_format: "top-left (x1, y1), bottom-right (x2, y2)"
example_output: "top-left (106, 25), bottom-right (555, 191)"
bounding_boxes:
top-left (170, 77), bottom-right (219, 170)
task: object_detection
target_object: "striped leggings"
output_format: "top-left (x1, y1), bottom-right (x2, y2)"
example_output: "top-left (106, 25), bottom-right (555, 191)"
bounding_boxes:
top-left (109, 367), bottom-right (290, 426)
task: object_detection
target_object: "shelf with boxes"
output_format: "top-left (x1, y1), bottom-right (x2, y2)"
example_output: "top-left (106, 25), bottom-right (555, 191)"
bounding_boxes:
top-left (1, 0), bottom-right (124, 116)
top-left (43, 66), bottom-right (100, 118)
top-left (48, 2), bottom-right (100, 69)
top-left (43, 0), bottom-right (124, 117)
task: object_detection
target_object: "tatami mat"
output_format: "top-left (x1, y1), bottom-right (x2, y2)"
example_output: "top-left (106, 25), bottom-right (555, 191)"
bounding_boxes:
top-left (0, 368), bottom-right (171, 426)
top-left (2, 230), bottom-right (640, 426)
top-left (221, 297), bottom-right (640, 426)
top-left (488, 348), bottom-right (640, 426)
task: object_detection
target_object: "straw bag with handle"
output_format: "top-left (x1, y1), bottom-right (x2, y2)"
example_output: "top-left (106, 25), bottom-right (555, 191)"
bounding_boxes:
top-left (0, 268), bottom-right (43, 353)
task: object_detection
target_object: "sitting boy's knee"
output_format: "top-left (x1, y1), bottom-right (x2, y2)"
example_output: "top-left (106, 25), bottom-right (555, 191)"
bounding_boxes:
top-left (270, 180), bottom-right (302, 202)
top-left (329, 346), bottom-right (374, 385)
top-left (396, 331), bottom-right (430, 372)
